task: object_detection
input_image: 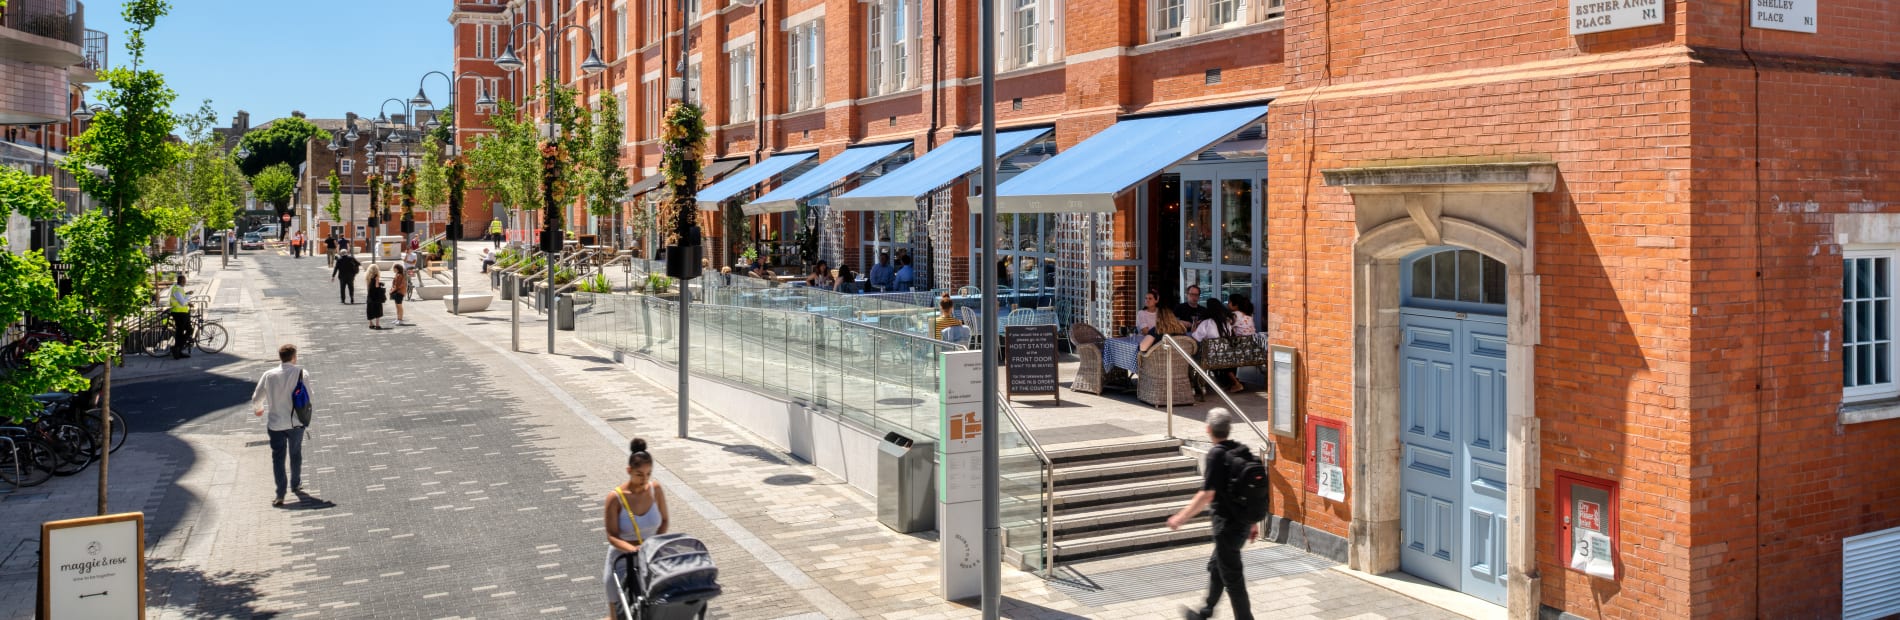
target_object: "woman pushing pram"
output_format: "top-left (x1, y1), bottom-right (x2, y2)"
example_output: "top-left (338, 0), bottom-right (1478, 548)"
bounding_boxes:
top-left (603, 438), bottom-right (721, 620)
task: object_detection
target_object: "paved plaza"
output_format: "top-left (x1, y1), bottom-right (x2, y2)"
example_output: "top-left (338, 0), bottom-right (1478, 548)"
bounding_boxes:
top-left (0, 251), bottom-right (1475, 619)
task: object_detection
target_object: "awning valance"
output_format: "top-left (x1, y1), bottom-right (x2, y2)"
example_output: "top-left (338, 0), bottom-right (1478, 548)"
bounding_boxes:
top-left (622, 158), bottom-right (753, 205)
top-left (993, 104), bottom-right (1269, 213)
top-left (830, 128), bottom-right (1050, 212)
top-left (741, 142), bottom-right (912, 215)
top-left (694, 152), bottom-right (817, 211)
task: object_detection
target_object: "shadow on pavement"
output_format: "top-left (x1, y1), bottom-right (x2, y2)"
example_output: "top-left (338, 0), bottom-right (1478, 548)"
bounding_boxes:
top-left (947, 596), bottom-right (1093, 620)
top-left (146, 559), bottom-right (278, 618)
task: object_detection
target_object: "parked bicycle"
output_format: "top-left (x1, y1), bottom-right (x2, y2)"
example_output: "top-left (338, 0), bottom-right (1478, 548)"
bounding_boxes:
top-left (141, 302), bottom-right (228, 357)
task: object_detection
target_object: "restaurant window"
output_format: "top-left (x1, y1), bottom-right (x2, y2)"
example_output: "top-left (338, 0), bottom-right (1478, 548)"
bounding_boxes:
top-left (1177, 167), bottom-right (1264, 329)
top-left (861, 211), bottom-right (915, 274)
top-left (786, 19), bottom-right (825, 112)
top-left (728, 45), bottom-right (755, 123)
top-left (686, 61), bottom-right (702, 106)
top-left (993, 0), bottom-right (1062, 71)
top-left (971, 209), bottom-right (1059, 294)
top-left (1845, 250), bottom-right (1897, 402)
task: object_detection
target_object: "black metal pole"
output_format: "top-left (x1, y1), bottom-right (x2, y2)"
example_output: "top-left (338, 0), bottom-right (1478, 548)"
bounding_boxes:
top-left (979, 0), bottom-right (1000, 613)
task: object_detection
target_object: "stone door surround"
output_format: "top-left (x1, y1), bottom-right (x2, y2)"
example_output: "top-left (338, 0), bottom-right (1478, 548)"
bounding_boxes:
top-left (1322, 162), bottom-right (1553, 619)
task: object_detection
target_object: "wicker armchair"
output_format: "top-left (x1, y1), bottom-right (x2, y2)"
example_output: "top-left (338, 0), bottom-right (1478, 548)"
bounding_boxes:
top-left (1070, 323), bottom-right (1106, 394)
top-left (1138, 335), bottom-right (1198, 407)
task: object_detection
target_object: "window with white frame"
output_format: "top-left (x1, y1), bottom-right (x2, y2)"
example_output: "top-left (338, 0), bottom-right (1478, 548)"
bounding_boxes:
top-left (993, 0), bottom-right (1061, 70)
top-left (644, 0), bottom-right (660, 45)
top-left (1150, 0), bottom-right (1281, 42)
top-left (786, 19), bottom-right (824, 112)
top-left (489, 25), bottom-right (499, 58)
top-left (590, 20), bottom-right (601, 61)
top-left (613, 2), bottom-right (626, 56)
top-left (685, 0), bottom-right (701, 21)
top-left (728, 45), bottom-right (755, 123)
top-left (619, 92), bottom-right (631, 142)
top-left (340, 158), bottom-right (353, 176)
top-left (568, 33), bottom-right (579, 80)
top-left (475, 22), bottom-right (485, 58)
top-left (686, 61), bottom-right (702, 106)
top-left (1846, 250), bottom-right (1897, 402)
top-left (866, 0), bottom-right (920, 96)
top-left (643, 77), bottom-right (660, 140)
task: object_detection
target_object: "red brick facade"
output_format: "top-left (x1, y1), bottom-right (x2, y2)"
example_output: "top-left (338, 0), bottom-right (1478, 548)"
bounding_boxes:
top-left (452, 0), bottom-right (1900, 617)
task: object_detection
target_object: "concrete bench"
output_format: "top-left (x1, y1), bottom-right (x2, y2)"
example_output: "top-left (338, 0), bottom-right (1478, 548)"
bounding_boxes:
top-left (444, 294), bottom-right (493, 313)
top-left (416, 284), bottom-right (454, 300)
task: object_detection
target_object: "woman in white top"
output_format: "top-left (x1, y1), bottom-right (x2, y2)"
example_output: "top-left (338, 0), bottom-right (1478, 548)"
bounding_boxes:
top-left (602, 438), bottom-right (670, 619)
top-left (1134, 289), bottom-right (1159, 335)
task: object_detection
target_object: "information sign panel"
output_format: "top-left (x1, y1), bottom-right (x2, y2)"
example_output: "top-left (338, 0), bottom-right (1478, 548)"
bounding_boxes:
top-left (1003, 324), bottom-right (1059, 402)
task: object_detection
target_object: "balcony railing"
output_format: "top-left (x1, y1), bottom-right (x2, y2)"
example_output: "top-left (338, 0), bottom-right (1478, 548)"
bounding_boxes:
top-left (1, 0), bottom-right (83, 47)
top-left (81, 28), bottom-right (105, 71)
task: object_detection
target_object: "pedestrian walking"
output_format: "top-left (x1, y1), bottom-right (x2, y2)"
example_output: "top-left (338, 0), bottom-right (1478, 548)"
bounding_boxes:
top-left (602, 437), bottom-right (670, 620)
top-left (167, 274), bottom-right (193, 359)
top-left (324, 232), bottom-right (339, 267)
top-left (1167, 409), bottom-right (1264, 620)
top-left (332, 250), bottom-right (361, 304)
top-left (251, 344), bottom-right (310, 507)
top-left (391, 264), bottom-right (410, 326)
top-left (365, 265), bottom-right (387, 330)
top-left (489, 218), bottom-right (504, 248)
top-left (291, 231), bottom-right (306, 258)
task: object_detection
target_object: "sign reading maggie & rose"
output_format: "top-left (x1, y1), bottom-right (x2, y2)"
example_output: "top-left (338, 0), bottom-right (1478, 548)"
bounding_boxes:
top-left (41, 513), bottom-right (146, 620)
top-left (1003, 324), bottom-right (1060, 402)
top-left (1569, 0), bottom-right (1663, 35)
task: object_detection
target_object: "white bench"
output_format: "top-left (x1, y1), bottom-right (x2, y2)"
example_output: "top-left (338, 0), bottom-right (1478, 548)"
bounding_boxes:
top-left (416, 284), bottom-right (454, 300)
top-left (444, 294), bottom-right (493, 313)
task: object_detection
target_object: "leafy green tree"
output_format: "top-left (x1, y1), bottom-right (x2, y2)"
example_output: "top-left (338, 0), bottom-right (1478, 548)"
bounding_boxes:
top-left (235, 116), bottom-right (329, 178)
top-left (585, 92), bottom-right (629, 247)
top-left (324, 170), bottom-right (342, 221)
top-left (467, 99), bottom-right (540, 223)
top-left (0, 168), bottom-right (90, 422)
top-left (250, 162), bottom-right (296, 218)
top-left (416, 135), bottom-right (449, 216)
top-left (56, 0), bottom-right (179, 514)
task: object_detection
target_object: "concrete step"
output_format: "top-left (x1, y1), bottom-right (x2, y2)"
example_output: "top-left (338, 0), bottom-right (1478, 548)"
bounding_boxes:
top-left (1044, 436), bottom-right (1185, 468)
top-left (1053, 521), bottom-right (1213, 563)
top-left (1052, 503), bottom-right (1186, 538)
top-left (1053, 475), bottom-right (1202, 512)
top-left (1054, 454), bottom-right (1199, 488)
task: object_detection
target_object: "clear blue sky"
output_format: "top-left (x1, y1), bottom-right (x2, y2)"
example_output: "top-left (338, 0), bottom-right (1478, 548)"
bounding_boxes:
top-left (88, 0), bottom-right (452, 129)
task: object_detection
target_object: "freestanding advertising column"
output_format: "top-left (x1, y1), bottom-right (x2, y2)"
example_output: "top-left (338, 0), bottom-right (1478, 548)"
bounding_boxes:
top-left (938, 350), bottom-right (985, 601)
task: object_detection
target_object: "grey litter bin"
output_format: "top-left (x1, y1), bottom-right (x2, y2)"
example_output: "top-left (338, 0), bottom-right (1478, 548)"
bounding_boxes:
top-left (555, 294), bottom-right (575, 331)
top-left (877, 432), bottom-right (937, 534)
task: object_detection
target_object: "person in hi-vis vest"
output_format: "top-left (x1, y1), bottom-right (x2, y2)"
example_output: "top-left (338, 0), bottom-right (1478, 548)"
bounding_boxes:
top-left (489, 218), bottom-right (504, 248)
top-left (168, 274), bottom-right (193, 359)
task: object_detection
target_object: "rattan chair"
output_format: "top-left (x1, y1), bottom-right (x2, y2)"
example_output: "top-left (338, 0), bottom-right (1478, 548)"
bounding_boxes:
top-left (1137, 335), bottom-right (1198, 407)
top-left (1070, 323), bottom-right (1106, 394)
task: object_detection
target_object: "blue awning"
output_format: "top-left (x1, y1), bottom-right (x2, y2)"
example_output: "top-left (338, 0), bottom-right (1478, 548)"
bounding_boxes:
top-left (694, 152), bottom-right (817, 211)
top-left (742, 142), bottom-right (913, 215)
top-left (994, 105), bottom-right (1269, 213)
top-left (830, 128), bottom-right (1051, 212)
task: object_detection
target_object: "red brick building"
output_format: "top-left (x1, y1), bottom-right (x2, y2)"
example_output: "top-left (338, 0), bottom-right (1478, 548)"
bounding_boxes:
top-left (450, 0), bottom-right (1900, 617)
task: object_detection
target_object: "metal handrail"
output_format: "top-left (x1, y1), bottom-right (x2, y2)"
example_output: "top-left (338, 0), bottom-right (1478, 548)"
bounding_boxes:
top-left (995, 396), bottom-right (1056, 578)
top-left (1156, 334), bottom-right (1275, 454)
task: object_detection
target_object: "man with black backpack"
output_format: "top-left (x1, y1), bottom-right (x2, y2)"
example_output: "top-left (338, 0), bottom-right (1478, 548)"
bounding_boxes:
top-left (1168, 408), bottom-right (1269, 620)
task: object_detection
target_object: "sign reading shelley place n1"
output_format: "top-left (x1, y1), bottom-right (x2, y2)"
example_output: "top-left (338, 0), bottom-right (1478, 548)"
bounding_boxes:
top-left (1569, 0), bottom-right (1663, 35)
top-left (1751, 0), bottom-right (1816, 32)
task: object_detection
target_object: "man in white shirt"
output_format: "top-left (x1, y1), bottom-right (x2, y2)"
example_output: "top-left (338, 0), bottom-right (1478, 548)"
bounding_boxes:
top-left (252, 344), bottom-right (309, 506)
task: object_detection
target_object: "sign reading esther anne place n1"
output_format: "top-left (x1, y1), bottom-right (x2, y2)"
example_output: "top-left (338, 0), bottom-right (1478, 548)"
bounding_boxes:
top-left (1003, 324), bottom-right (1059, 401)
top-left (1752, 0), bottom-right (1816, 32)
top-left (1569, 0), bottom-right (1663, 35)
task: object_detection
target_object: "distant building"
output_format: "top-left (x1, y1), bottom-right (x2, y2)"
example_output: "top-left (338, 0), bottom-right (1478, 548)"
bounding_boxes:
top-left (0, 0), bottom-right (106, 253)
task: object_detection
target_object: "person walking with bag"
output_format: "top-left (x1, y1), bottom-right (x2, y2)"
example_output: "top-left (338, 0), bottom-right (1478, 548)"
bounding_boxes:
top-left (602, 438), bottom-right (670, 620)
top-left (251, 344), bottom-right (311, 507)
top-left (1168, 409), bottom-right (1268, 620)
top-left (332, 250), bottom-right (361, 304)
top-left (365, 265), bottom-right (387, 330)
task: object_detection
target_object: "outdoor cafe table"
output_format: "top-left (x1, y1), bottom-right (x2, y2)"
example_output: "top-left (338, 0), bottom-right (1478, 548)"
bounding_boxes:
top-left (1103, 335), bottom-right (1144, 375)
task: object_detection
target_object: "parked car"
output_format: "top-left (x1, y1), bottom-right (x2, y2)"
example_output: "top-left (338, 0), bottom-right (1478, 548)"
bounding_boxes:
top-left (254, 224), bottom-right (281, 240)
top-left (240, 233), bottom-right (264, 250)
top-left (203, 233), bottom-right (225, 254)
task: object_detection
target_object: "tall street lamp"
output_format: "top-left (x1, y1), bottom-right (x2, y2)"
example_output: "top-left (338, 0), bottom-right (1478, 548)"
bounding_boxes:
top-left (417, 70), bottom-right (497, 315)
top-left (374, 97), bottom-right (423, 264)
top-left (495, 19), bottom-right (607, 354)
top-left (327, 114), bottom-right (367, 256)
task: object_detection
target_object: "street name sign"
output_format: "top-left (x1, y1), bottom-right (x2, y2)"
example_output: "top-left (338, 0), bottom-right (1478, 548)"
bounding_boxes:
top-left (1569, 0), bottom-right (1664, 35)
top-left (1752, 0), bottom-right (1816, 32)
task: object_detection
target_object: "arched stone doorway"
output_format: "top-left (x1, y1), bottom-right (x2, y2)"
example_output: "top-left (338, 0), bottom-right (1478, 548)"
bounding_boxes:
top-left (1323, 163), bottom-right (1554, 619)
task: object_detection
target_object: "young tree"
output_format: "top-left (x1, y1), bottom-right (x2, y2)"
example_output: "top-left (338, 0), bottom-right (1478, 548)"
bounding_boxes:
top-left (235, 116), bottom-right (330, 178)
top-left (0, 168), bottom-right (90, 423)
top-left (250, 162), bottom-right (296, 220)
top-left (416, 135), bottom-right (449, 217)
top-left (324, 170), bottom-right (342, 222)
top-left (585, 92), bottom-right (629, 247)
top-left (467, 99), bottom-right (540, 226)
top-left (56, 0), bottom-right (179, 515)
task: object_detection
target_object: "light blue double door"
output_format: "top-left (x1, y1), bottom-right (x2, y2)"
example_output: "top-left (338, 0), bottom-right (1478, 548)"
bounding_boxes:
top-left (1399, 308), bottom-right (1510, 606)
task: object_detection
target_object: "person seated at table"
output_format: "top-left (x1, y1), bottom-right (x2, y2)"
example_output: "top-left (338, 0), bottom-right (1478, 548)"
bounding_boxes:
top-left (808, 264), bottom-right (835, 289)
top-left (1227, 294), bottom-right (1257, 337)
top-left (1139, 307), bottom-right (1189, 353)
top-left (719, 266), bottom-right (734, 286)
top-left (1190, 304), bottom-right (1244, 393)
top-left (837, 264), bottom-right (858, 293)
top-left (869, 251), bottom-right (894, 293)
top-left (997, 257), bottom-right (1014, 288)
top-left (933, 293), bottom-right (964, 339)
top-left (893, 256), bottom-right (915, 292)
top-left (1135, 288), bottom-right (1160, 335)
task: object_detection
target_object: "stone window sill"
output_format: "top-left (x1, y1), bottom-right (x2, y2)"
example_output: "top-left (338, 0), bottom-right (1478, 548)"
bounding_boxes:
top-left (1840, 398), bottom-right (1900, 425)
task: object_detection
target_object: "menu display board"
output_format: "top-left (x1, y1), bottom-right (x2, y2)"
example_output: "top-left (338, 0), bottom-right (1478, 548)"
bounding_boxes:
top-left (1004, 324), bottom-right (1059, 402)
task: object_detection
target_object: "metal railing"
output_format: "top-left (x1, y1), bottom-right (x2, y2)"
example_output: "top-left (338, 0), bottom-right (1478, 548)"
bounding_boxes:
top-left (1, 0), bottom-right (83, 46)
top-left (81, 28), bottom-right (105, 70)
top-left (1156, 334), bottom-right (1275, 456)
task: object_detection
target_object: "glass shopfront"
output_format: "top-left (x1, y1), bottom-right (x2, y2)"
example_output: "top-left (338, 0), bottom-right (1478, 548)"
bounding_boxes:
top-left (972, 212), bottom-right (1059, 294)
top-left (1147, 159), bottom-right (1265, 332)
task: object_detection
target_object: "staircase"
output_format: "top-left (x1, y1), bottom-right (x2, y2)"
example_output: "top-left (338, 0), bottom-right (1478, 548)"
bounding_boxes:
top-left (1005, 436), bottom-right (1211, 568)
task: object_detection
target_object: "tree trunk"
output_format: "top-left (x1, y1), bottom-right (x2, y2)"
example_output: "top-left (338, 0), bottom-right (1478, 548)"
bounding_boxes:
top-left (97, 325), bottom-right (112, 515)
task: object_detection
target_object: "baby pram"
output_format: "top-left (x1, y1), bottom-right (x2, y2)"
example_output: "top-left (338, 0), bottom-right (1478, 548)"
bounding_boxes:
top-left (613, 533), bottom-right (722, 620)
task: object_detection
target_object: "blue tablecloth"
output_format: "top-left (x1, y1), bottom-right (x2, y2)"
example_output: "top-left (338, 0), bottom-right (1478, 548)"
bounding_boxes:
top-left (1104, 335), bottom-right (1144, 374)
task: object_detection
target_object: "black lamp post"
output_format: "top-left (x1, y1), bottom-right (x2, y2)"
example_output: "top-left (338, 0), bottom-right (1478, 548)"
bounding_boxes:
top-left (495, 19), bottom-right (608, 354)
top-left (416, 71), bottom-right (497, 315)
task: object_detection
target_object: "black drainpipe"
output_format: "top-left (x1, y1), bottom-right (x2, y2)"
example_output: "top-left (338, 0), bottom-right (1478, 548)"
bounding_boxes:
top-left (927, 0), bottom-right (941, 150)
